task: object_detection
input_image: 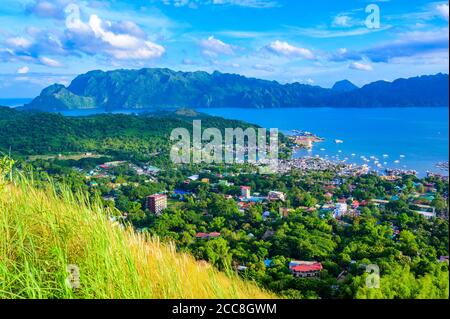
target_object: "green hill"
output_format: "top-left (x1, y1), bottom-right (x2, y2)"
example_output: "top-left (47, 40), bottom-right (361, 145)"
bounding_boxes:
top-left (0, 161), bottom-right (273, 299)
top-left (21, 68), bottom-right (449, 111)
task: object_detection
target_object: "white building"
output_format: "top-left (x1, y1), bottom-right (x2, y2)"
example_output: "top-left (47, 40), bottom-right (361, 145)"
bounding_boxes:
top-left (334, 203), bottom-right (348, 218)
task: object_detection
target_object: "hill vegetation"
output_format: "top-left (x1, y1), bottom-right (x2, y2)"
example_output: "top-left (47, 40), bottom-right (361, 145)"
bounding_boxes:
top-left (0, 158), bottom-right (272, 299)
top-left (0, 106), bottom-right (290, 163)
top-left (22, 68), bottom-right (449, 111)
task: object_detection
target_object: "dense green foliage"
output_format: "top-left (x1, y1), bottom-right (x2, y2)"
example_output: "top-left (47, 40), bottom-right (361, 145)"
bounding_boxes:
top-left (0, 107), bottom-right (290, 162)
top-left (23, 68), bottom-right (449, 111)
top-left (1, 109), bottom-right (448, 299)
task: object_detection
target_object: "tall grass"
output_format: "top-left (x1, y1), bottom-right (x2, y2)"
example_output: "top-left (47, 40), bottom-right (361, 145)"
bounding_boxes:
top-left (0, 165), bottom-right (273, 299)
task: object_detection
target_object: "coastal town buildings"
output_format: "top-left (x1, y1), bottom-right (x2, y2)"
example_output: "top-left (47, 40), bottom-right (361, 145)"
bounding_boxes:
top-left (289, 261), bottom-right (323, 278)
top-left (240, 186), bottom-right (251, 199)
top-left (268, 191), bottom-right (286, 202)
top-left (146, 194), bottom-right (167, 215)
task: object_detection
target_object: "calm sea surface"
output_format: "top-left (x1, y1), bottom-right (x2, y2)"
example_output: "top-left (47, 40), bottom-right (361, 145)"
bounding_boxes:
top-left (0, 98), bottom-right (32, 107)
top-left (2, 103), bottom-right (448, 176)
top-left (196, 107), bottom-right (449, 177)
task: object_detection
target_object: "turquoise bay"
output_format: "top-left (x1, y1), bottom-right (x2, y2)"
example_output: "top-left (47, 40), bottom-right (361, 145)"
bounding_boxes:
top-left (196, 107), bottom-right (449, 177)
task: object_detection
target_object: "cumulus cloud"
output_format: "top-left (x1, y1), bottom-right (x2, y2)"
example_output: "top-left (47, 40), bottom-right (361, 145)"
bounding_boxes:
top-left (436, 3), bottom-right (449, 21)
top-left (86, 15), bottom-right (165, 60)
top-left (2, 1), bottom-right (165, 65)
top-left (349, 61), bottom-right (373, 71)
top-left (265, 40), bottom-right (314, 59)
top-left (200, 36), bottom-right (234, 58)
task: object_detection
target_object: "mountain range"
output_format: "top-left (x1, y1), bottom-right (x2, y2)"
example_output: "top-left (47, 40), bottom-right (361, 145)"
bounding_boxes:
top-left (21, 68), bottom-right (449, 111)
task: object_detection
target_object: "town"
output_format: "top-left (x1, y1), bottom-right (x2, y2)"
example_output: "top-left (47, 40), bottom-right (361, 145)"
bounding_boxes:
top-left (42, 151), bottom-right (448, 297)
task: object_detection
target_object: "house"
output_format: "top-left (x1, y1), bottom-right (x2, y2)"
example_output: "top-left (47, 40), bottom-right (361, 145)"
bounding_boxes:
top-left (371, 199), bottom-right (389, 208)
top-left (195, 232), bottom-right (210, 239)
top-left (324, 192), bottom-right (333, 199)
top-left (279, 207), bottom-right (294, 218)
top-left (289, 261), bottom-right (323, 278)
top-left (411, 204), bottom-right (436, 219)
top-left (264, 259), bottom-right (274, 268)
top-left (188, 175), bottom-right (199, 181)
top-left (380, 175), bottom-right (401, 181)
top-left (209, 232), bottom-right (221, 238)
top-left (195, 232), bottom-right (221, 239)
top-left (268, 191), bottom-right (286, 202)
top-left (201, 178), bottom-right (210, 184)
top-left (334, 202), bottom-right (348, 218)
top-left (240, 186), bottom-right (251, 199)
top-left (172, 189), bottom-right (191, 200)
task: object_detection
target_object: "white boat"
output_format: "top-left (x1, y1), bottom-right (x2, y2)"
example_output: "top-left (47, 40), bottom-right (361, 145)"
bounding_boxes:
top-left (394, 160), bottom-right (400, 164)
top-left (383, 154), bottom-right (389, 158)
top-left (335, 139), bottom-right (344, 144)
top-left (400, 155), bottom-right (406, 158)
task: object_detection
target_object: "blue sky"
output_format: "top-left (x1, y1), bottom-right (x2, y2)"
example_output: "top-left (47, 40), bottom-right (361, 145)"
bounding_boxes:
top-left (0, 0), bottom-right (448, 97)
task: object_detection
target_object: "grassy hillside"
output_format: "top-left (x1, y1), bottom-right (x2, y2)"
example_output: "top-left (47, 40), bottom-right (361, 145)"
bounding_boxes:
top-left (0, 168), bottom-right (273, 299)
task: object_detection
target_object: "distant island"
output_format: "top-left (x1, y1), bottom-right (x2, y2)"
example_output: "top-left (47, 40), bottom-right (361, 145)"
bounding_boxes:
top-left (20, 68), bottom-right (449, 112)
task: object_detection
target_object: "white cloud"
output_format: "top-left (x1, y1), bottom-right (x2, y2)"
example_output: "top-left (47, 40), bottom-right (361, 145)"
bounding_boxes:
top-left (26, 0), bottom-right (71, 19)
top-left (200, 36), bottom-right (234, 57)
top-left (6, 37), bottom-right (32, 49)
top-left (17, 66), bottom-right (30, 74)
top-left (349, 61), bottom-right (373, 71)
top-left (162, 0), bottom-right (279, 8)
top-left (333, 15), bottom-right (352, 27)
top-left (65, 13), bottom-right (165, 60)
top-left (39, 56), bottom-right (63, 67)
top-left (87, 15), bottom-right (165, 59)
top-left (252, 64), bottom-right (275, 72)
top-left (436, 3), bottom-right (449, 21)
top-left (266, 40), bottom-right (315, 59)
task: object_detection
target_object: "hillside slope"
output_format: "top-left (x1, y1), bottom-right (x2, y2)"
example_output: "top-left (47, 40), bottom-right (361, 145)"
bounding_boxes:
top-left (22, 68), bottom-right (449, 111)
top-left (0, 174), bottom-right (272, 299)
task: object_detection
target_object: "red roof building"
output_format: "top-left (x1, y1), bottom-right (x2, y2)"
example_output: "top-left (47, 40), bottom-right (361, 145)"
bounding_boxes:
top-left (289, 261), bottom-right (323, 278)
top-left (209, 232), bottom-right (221, 238)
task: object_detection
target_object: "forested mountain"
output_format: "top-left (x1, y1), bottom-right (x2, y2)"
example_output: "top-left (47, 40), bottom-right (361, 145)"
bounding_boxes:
top-left (21, 68), bottom-right (449, 112)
